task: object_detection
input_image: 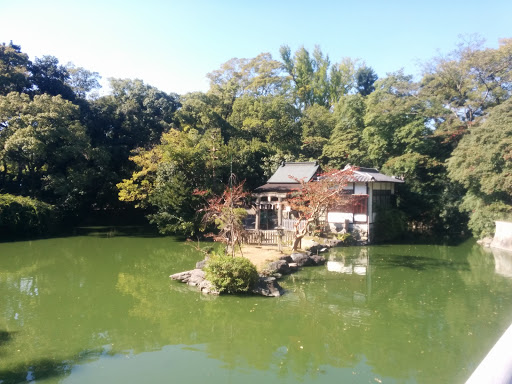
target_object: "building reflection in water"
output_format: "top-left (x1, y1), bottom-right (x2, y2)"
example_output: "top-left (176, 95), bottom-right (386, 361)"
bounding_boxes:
top-left (490, 247), bottom-right (512, 278)
top-left (326, 248), bottom-right (371, 305)
top-left (327, 250), bottom-right (368, 276)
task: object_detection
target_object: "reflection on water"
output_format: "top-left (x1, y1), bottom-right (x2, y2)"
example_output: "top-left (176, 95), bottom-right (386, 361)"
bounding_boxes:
top-left (490, 247), bottom-right (512, 278)
top-left (0, 235), bottom-right (512, 384)
top-left (327, 249), bottom-right (368, 276)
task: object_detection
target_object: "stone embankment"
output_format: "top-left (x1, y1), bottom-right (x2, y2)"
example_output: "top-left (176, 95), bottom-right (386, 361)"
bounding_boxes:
top-left (170, 237), bottom-right (344, 297)
top-left (170, 250), bottom-right (329, 297)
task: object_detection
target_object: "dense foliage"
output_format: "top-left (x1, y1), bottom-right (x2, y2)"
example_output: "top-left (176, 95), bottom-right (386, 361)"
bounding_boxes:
top-left (204, 254), bottom-right (259, 294)
top-left (1, 37), bottom-right (511, 239)
top-left (0, 193), bottom-right (57, 237)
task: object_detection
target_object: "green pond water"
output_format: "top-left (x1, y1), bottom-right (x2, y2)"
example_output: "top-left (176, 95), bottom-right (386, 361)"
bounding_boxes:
top-left (1, 229), bottom-right (512, 384)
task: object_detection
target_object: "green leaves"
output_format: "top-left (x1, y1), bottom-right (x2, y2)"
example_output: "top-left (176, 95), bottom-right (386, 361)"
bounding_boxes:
top-left (0, 42), bottom-right (30, 95)
top-left (0, 193), bottom-right (57, 237)
top-left (447, 98), bottom-right (512, 237)
top-left (0, 92), bottom-right (91, 209)
top-left (204, 254), bottom-right (258, 294)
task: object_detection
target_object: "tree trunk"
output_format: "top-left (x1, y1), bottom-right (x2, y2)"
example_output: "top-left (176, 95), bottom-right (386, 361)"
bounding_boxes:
top-left (292, 236), bottom-right (303, 251)
top-left (292, 218), bottom-right (311, 251)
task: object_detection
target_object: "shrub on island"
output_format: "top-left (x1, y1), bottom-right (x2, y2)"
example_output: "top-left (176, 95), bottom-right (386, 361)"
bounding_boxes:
top-left (204, 254), bottom-right (259, 294)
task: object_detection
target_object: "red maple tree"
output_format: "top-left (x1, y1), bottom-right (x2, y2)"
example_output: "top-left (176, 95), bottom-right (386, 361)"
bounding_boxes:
top-left (287, 168), bottom-right (354, 251)
top-left (197, 182), bottom-right (249, 257)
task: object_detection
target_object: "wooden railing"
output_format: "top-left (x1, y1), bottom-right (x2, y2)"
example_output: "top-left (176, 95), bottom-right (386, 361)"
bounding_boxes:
top-left (282, 218), bottom-right (307, 232)
top-left (244, 229), bottom-right (295, 246)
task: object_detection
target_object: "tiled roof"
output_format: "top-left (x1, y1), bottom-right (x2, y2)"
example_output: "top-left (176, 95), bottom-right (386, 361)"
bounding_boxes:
top-left (341, 165), bottom-right (404, 183)
top-left (267, 162), bottom-right (319, 184)
top-left (254, 163), bottom-right (403, 194)
top-left (254, 183), bottom-right (302, 193)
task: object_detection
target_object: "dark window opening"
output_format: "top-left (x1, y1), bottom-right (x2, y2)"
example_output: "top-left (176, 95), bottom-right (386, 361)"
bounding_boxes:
top-left (372, 190), bottom-right (392, 211)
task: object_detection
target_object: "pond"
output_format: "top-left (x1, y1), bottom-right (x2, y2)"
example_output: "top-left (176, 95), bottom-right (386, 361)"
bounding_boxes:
top-left (1, 228), bottom-right (512, 383)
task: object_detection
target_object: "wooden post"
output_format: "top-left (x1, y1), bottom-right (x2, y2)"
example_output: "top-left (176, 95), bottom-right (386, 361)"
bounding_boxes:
top-left (255, 197), bottom-right (261, 231)
top-left (278, 197), bottom-right (283, 227)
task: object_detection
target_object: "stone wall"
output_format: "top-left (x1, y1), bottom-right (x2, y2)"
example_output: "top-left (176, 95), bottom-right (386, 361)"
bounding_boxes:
top-left (491, 221), bottom-right (512, 252)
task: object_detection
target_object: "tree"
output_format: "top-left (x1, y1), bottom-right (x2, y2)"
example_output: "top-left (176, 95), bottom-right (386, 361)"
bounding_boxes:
top-left (0, 92), bottom-right (92, 210)
top-left (0, 41), bottom-right (31, 95)
top-left (117, 128), bottom-right (229, 235)
top-left (175, 92), bottom-right (234, 140)
top-left (322, 94), bottom-right (367, 167)
top-left (421, 37), bottom-right (512, 142)
top-left (65, 63), bottom-right (101, 99)
top-left (206, 53), bottom-right (288, 119)
top-left (87, 78), bottom-right (180, 203)
top-left (355, 66), bottom-right (378, 96)
top-left (227, 137), bottom-right (274, 191)
top-left (279, 45), bottom-right (317, 109)
top-left (29, 55), bottom-right (75, 100)
top-left (300, 104), bottom-right (335, 160)
top-left (198, 181), bottom-right (249, 257)
top-left (287, 168), bottom-right (353, 250)
top-left (447, 97), bottom-right (512, 238)
top-left (363, 71), bottom-right (432, 168)
top-left (228, 94), bottom-right (301, 154)
top-left (105, 78), bottom-right (179, 147)
top-left (329, 57), bottom-right (358, 105)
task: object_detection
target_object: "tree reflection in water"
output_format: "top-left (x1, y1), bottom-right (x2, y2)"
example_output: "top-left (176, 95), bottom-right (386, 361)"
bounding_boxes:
top-left (0, 236), bottom-right (512, 383)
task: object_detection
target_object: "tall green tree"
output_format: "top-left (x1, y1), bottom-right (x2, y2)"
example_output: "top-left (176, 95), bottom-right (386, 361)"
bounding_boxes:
top-left (206, 53), bottom-right (287, 119)
top-left (29, 55), bottom-right (75, 100)
top-left (447, 98), bottom-right (512, 238)
top-left (322, 94), bottom-right (367, 167)
top-left (79, 79), bottom-right (180, 210)
top-left (421, 37), bottom-right (512, 142)
top-left (300, 104), bottom-right (335, 160)
top-left (65, 63), bottom-right (101, 99)
top-left (175, 92), bottom-right (234, 140)
top-left (0, 42), bottom-right (31, 95)
top-left (329, 57), bottom-right (358, 105)
top-left (228, 94), bottom-right (301, 154)
top-left (363, 71), bottom-right (431, 167)
top-left (117, 128), bottom-right (229, 235)
top-left (0, 92), bottom-right (91, 210)
top-left (280, 45), bottom-right (315, 109)
top-left (355, 66), bottom-right (378, 96)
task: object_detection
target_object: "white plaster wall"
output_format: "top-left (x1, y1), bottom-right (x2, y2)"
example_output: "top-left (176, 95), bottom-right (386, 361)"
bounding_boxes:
top-left (328, 212), bottom-right (353, 223)
top-left (354, 183), bottom-right (366, 194)
top-left (491, 221), bottom-right (512, 252)
top-left (354, 214), bottom-right (367, 222)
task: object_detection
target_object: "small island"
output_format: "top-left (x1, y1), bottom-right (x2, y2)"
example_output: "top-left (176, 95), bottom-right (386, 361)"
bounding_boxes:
top-left (170, 241), bottom-right (336, 297)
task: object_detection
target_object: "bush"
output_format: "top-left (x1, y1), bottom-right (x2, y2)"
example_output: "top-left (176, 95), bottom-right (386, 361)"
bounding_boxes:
top-left (204, 254), bottom-right (259, 294)
top-left (337, 232), bottom-right (355, 245)
top-left (460, 193), bottom-right (512, 239)
top-left (373, 208), bottom-right (407, 242)
top-left (0, 194), bottom-right (57, 238)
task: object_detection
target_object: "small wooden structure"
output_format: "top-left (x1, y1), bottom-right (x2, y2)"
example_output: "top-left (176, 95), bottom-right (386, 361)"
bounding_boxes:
top-left (327, 165), bottom-right (404, 242)
top-left (246, 162), bottom-right (404, 244)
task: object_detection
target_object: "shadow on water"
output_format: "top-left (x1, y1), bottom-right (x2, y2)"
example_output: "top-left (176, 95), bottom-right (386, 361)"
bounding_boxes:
top-left (0, 331), bottom-right (71, 384)
top-left (0, 330), bottom-right (17, 356)
top-left (71, 225), bottom-right (163, 238)
top-left (379, 232), bottom-right (471, 247)
top-left (0, 358), bottom-right (74, 384)
top-left (0, 345), bottom-right (108, 384)
top-left (0, 225), bottom-right (165, 243)
top-left (373, 254), bottom-right (471, 271)
top-left (0, 330), bottom-right (15, 345)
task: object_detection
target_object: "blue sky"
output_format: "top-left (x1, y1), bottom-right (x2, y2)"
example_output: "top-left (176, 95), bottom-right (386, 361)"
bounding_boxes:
top-left (1, 0), bottom-right (511, 95)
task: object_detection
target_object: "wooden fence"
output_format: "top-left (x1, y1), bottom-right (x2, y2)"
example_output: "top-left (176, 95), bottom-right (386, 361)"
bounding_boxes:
top-left (243, 218), bottom-right (329, 245)
top-left (244, 229), bottom-right (296, 246)
top-left (282, 218), bottom-right (306, 232)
